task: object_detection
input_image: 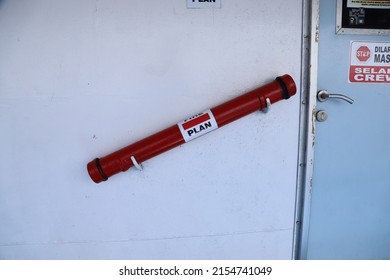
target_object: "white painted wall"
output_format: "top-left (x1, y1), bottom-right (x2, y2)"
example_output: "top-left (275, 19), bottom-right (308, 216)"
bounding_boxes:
top-left (0, 0), bottom-right (302, 259)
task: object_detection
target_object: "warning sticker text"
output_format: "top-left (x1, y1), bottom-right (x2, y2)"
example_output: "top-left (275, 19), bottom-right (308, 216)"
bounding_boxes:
top-left (349, 41), bottom-right (390, 83)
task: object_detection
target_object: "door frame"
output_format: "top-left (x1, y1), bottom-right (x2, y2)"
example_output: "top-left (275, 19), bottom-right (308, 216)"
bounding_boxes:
top-left (293, 0), bottom-right (319, 260)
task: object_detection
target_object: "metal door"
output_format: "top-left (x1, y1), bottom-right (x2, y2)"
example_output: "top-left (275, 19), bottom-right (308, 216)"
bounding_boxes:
top-left (301, 0), bottom-right (390, 259)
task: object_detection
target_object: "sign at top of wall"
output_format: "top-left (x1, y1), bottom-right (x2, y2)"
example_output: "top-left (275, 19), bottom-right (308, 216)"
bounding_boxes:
top-left (187, 0), bottom-right (221, 9)
top-left (349, 41), bottom-right (390, 83)
top-left (347, 0), bottom-right (390, 9)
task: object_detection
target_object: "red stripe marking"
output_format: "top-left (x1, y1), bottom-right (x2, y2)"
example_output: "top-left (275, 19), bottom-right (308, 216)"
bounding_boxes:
top-left (182, 114), bottom-right (210, 130)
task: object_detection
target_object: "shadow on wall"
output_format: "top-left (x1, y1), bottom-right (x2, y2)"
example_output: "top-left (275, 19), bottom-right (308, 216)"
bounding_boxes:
top-left (0, 0), bottom-right (9, 12)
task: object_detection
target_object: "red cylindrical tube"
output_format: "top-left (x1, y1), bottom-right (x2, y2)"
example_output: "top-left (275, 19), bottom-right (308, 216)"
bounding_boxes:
top-left (87, 74), bottom-right (296, 183)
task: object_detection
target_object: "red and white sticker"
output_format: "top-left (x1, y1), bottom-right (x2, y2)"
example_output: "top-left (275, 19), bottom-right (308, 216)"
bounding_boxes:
top-left (177, 109), bottom-right (218, 143)
top-left (349, 41), bottom-right (390, 83)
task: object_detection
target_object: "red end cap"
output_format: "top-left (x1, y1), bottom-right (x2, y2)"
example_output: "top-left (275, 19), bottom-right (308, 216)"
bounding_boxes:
top-left (87, 158), bottom-right (108, 184)
top-left (277, 74), bottom-right (297, 99)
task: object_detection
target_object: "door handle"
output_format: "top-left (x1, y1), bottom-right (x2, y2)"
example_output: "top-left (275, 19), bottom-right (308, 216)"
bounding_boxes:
top-left (317, 90), bottom-right (354, 104)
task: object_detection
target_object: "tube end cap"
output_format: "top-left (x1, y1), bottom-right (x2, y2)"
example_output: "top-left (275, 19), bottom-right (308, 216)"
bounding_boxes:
top-left (87, 158), bottom-right (108, 184)
top-left (276, 74), bottom-right (297, 99)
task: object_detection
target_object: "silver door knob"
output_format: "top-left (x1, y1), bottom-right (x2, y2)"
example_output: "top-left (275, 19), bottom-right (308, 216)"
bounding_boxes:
top-left (317, 90), bottom-right (354, 104)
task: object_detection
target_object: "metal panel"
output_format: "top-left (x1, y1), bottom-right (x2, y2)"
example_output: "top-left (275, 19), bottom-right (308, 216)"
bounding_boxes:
top-left (336, 0), bottom-right (390, 35)
top-left (293, 0), bottom-right (319, 260)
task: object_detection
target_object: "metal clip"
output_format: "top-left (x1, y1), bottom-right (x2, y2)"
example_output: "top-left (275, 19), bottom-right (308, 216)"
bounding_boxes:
top-left (262, 98), bottom-right (271, 113)
top-left (130, 156), bottom-right (143, 171)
